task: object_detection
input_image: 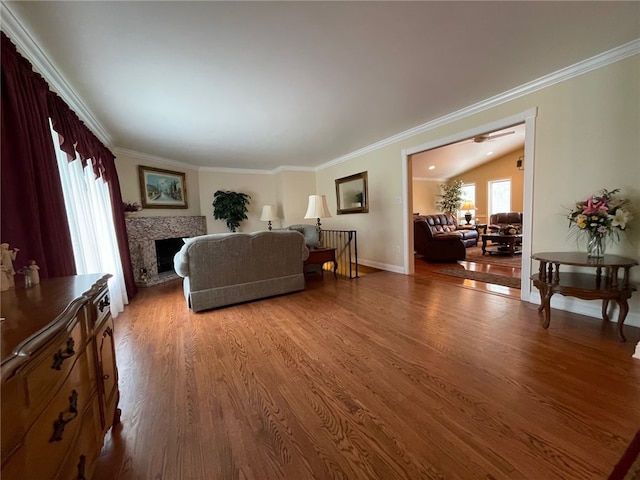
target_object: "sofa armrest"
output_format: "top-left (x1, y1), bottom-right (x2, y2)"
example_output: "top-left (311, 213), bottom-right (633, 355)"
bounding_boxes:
top-left (433, 232), bottom-right (463, 241)
top-left (173, 248), bottom-right (190, 277)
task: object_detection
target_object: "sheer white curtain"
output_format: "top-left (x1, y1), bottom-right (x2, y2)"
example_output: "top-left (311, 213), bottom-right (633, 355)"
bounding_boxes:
top-left (51, 123), bottom-right (128, 317)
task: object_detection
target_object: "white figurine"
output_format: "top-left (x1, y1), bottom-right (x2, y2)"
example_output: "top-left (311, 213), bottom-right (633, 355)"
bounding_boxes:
top-left (0, 243), bottom-right (19, 291)
top-left (28, 260), bottom-right (40, 285)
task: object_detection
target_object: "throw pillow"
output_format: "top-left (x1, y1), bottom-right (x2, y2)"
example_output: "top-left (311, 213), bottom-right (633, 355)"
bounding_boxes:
top-left (288, 224), bottom-right (320, 248)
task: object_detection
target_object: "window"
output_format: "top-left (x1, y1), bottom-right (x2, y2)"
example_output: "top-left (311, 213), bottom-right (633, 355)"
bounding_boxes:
top-left (489, 179), bottom-right (511, 214)
top-left (459, 183), bottom-right (476, 223)
top-left (50, 121), bottom-right (128, 316)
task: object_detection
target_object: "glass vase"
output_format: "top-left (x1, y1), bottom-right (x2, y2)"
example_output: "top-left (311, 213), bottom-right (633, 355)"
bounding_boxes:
top-left (586, 233), bottom-right (606, 258)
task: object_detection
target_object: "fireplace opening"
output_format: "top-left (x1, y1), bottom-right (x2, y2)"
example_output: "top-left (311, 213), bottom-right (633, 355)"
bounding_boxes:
top-left (155, 238), bottom-right (185, 274)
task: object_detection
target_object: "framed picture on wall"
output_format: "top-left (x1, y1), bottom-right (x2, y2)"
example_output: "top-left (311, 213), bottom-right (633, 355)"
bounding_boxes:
top-left (138, 165), bottom-right (188, 209)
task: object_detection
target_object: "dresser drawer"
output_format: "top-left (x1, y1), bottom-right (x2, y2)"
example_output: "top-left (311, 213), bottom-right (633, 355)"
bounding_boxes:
top-left (56, 405), bottom-right (101, 480)
top-left (0, 375), bottom-right (27, 465)
top-left (2, 396), bottom-right (99, 480)
top-left (19, 363), bottom-right (95, 480)
top-left (22, 318), bottom-right (87, 413)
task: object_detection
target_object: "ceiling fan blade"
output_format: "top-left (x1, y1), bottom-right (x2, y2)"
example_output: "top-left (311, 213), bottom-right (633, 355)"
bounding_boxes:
top-left (461, 129), bottom-right (517, 144)
top-left (487, 130), bottom-right (515, 140)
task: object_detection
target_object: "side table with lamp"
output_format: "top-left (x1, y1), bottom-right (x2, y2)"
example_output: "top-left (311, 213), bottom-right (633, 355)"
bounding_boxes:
top-left (303, 194), bottom-right (337, 278)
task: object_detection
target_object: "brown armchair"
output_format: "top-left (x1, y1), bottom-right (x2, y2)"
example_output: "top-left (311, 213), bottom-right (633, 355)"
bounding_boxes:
top-left (413, 214), bottom-right (478, 262)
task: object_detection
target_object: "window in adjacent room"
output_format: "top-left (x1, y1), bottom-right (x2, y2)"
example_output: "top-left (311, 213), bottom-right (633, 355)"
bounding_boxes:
top-left (488, 179), bottom-right (511, 214)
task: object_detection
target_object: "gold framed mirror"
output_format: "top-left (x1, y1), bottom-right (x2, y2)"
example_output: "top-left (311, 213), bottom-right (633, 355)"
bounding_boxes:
top-left (335, 171), bottom-right (369, 214)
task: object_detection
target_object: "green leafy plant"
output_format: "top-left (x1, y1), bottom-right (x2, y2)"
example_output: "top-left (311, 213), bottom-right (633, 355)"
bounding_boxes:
top-left (436, 180), bottom-right (464, 216)
top-left (212, 190), bottom-right (251, 232)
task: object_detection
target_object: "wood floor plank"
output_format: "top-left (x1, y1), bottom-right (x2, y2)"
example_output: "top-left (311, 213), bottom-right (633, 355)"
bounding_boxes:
top-left (93, 266), bottom-right (640, 480)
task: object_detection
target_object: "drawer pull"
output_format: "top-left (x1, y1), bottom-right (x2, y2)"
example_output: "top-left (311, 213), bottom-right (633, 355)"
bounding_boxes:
top-left (77, 454), bottom-right (86, 480)
top-left (102, 373), bottom-right (110, 381)
top-left (51, 337), bottom-right (76, 370)
top-left (49, 389), bottom-right (79, 442)
top-left (98, 295), bottom-right (110, 313)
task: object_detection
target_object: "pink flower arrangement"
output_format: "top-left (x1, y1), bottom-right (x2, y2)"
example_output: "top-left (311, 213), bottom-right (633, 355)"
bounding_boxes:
top-left (567, 188), bottom-right (633, 241)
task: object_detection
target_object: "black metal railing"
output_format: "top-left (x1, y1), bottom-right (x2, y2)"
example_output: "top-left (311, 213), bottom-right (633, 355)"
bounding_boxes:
top-left (321, 230), bottom-right (358, 278)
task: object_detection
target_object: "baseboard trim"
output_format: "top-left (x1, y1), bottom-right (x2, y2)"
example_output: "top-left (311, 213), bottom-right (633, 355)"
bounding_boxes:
top-left (358, 259), bottom-right (404, 274)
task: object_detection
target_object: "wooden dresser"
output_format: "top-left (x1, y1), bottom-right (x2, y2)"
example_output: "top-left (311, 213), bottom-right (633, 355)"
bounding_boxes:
top-left (1, 274), bottom-right (120, 480)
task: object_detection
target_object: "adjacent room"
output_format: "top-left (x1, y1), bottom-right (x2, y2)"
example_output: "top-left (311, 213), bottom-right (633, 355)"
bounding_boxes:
top-left (411, 124), bottom-right (525, 295)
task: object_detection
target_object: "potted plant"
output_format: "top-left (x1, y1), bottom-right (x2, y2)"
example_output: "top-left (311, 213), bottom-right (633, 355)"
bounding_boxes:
top-left (122, 201), bottom-right (143, 216)
top-left (212, 190), bottom-right (251, 232)
top-left (436, 180), bottom-right (464, 217)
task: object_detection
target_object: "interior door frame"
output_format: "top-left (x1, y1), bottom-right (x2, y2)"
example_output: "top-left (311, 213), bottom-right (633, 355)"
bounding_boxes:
top-left (401, 108), bottom-right (537, 302)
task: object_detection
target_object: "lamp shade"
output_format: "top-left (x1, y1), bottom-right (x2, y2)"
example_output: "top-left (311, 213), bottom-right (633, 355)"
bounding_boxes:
top-left (260, 204), bottom-right (277, 221)
top-left (461, 200), bottom-right (475, 212)
top-left (304, 195), bottom-right (331, 220)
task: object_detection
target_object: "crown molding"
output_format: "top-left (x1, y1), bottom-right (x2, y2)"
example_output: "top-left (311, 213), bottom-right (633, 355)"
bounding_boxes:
top-left (1, 2), bottom-right (113, 147)
top-left (413, 177), bottom-right (445, 183)
top-left (198, 165), bottom-right (274, 175)
top-left (200, 164), bottom-right (315, 174)
top-left (115, 148), bottom-right (317, 175)
top-left (272, 165), bottom-right (317, 174)
top-left (113, 148), bottom-right (198, 171)
top-left (3, 1), bottom-right (637, 175)
top-left (316, 38), bottom-right (640, 172)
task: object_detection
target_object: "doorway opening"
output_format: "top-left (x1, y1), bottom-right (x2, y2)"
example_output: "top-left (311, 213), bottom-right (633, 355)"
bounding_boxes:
top-left (401, 109), bottom-right (537, 301)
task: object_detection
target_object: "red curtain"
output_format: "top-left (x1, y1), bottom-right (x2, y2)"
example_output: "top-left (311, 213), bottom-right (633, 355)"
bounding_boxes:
top-left (48, 93), bottom-right (137, 299)
top-left (1, 33), bottom-right (75, 278)
top-left (1, 32), bottom-right (137, 298)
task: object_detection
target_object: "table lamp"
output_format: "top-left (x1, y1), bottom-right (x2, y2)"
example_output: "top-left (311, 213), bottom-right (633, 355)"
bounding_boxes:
top-left (461, 200), bottom-right (475, 225)
top-left (304, 195), bottom-right (331, 229)
top-left (260, 204), bottom-right (278, 230)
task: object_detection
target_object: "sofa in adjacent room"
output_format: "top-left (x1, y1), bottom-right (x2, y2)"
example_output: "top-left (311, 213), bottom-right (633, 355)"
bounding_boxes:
top-left (488, 212), bottom-right (523, 234)
top-left (413, 214), bottom-right (479, 262)
top-left (173, 230), bottom-right (309, 312)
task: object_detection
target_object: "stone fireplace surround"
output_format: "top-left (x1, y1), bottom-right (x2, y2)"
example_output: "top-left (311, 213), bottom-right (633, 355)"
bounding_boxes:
top-left (125, 215), bottom-right (207, 287)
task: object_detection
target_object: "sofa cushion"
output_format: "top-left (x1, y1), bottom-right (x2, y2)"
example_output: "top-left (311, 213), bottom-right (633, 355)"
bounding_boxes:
top-left (288, 224), bottom-right (320, 248)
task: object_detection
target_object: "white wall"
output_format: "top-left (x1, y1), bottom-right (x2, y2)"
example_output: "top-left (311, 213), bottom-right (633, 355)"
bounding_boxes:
top-left (197, 171), bottom-right (276, 233)
top-left (275, 170), bottom-right (317, 226)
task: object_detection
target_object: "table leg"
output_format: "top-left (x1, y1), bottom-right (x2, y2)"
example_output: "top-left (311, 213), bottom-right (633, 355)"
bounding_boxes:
top-left (602, 299), bottom-right (610, 322)
top-left (482, 237), bottom-right (487, 255)
top-left (332, 260), bottom-right (337, 279)
top-left (615, 299), bottom-right (629, 342)
top-left (538, 285), bottom-right (553, 329)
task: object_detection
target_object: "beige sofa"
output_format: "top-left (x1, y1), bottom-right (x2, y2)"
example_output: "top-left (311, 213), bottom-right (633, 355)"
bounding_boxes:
top-left (173, 230), bottom-right (309, 312)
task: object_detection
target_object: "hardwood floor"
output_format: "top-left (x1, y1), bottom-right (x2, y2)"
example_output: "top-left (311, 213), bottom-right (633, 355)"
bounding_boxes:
top-left (94, 267), bottom-right (640, 480)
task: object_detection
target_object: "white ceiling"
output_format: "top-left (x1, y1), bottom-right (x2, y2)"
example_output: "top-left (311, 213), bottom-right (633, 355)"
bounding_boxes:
top-left (3, 2), bottom-right (639, 172)
top-left (411, 124), bottom-right (526, 180)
